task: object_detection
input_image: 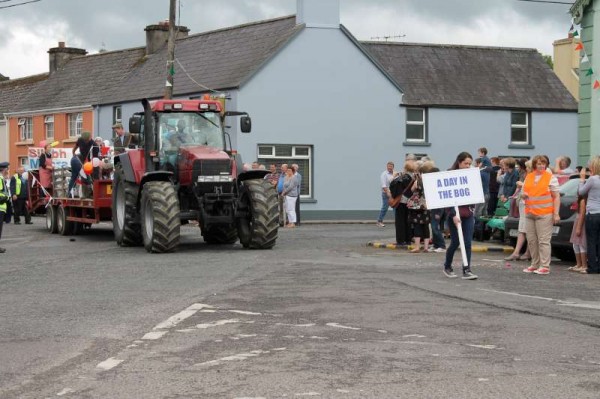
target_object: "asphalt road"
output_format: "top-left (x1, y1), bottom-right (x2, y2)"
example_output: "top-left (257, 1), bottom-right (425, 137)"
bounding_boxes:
top-left (0, 219), bottom-right (599, 399)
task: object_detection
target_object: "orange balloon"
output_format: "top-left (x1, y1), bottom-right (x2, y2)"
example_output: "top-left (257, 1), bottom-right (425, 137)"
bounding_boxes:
top-left (83, 162), bottom-right (93, 174)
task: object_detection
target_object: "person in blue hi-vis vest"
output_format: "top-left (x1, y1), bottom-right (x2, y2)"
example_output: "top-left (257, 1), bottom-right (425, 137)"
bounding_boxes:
top-left (0, 162), bottom-right (10, 253)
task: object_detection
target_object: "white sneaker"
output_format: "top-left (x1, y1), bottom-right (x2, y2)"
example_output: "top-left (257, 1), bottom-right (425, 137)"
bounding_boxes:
top-left (376, 222), bottom-right (385, 227)
top-left (434, 248), bottom-right (446, 253)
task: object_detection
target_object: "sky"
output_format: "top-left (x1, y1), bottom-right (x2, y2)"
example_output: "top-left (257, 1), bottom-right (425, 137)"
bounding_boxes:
top-left (0, 0), bottom-right (576, 80)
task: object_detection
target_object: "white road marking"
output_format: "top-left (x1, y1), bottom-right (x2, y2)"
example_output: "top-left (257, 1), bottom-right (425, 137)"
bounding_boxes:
top-left (402, 334), bottom-right (426, 338)
top-left (196, 319), bottom-right (241, 329)
top-left (478, 288), bottom-right (600, 310)
top-left (200, 309), bottom-right (217, 313)
top-left (142, 331), bottom-right (168, 340)
top-left (377, 330), bottom-right (388, 334)
top-left (276, 323), bottom-right (316, 327)
top-left (326, 323), bottom-right (360, 330)
top-left (478, 378), bottom-right (489, 382)
top-left (153, 303), bottom-right (212, 330)
top-left (336, 389), bottom-right (351, 393)
top-left (197, 349), bottom-right (272, 367)
top-left (56, 387), bottom-right (75, 396)
top-left (295, 392), bottom-right (321, 396)
top-left (467, 344), bottom-right (502, 350)
top-left (96, 357), bottom-right (124, 371)
top-left (229, 310), bottom-right (262, 315)
top-left (309, 336), bottom-right (329, 340)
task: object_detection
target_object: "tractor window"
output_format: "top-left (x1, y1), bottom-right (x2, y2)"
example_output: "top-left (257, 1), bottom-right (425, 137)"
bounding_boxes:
top-left (158, 112), bottom-right (223, 152)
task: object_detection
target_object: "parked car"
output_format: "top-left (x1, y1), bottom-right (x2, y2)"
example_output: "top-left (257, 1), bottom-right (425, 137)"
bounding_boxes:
top-left (504, 174), bottom-right (587, 261)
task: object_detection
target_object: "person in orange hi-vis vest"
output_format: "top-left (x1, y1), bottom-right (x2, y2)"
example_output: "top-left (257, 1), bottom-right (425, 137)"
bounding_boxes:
top-left (521, 155), bottom-right (561, 275)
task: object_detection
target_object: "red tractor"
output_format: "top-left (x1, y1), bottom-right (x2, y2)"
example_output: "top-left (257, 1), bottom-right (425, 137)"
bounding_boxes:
top-left (112, 98), bottom-right (278, 253)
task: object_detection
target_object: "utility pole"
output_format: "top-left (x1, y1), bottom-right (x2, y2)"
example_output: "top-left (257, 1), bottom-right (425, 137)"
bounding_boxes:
top-left (164, 0), bottom-right (177, 99)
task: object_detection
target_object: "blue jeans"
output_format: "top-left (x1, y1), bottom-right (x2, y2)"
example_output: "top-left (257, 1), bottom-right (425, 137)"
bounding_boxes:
top-left (585, 213), bottom-right (600, 273)
top-left (430, 208), bottom-right (446, 249)
top-left (444, 214), bottom-right (474, 272)
top-left (378, 192), bottom-right (389, 222)
top-left (68, 157), bottom-right (82, 194)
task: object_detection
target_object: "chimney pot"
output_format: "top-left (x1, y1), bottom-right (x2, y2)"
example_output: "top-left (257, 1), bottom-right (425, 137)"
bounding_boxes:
top-left (58, 41), bottom-right (65, 48)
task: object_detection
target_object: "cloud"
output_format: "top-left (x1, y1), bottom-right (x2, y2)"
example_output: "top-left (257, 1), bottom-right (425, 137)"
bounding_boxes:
top-left (0, 0), bottom-right (572, 79)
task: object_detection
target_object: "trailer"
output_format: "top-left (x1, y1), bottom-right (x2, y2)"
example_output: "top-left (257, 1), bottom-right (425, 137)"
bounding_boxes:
top-left (44, 179), bottom-right (113, 235)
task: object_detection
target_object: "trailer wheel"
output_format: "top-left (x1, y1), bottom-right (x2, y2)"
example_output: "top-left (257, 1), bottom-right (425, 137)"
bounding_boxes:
top-left (202, 225), bottom-right (238, 245)
top-left (46, 205), bottom-right (58, 234)
top-left (57, 205), bottom-right (73, 236)
top-left (141, 181), bottom-right (180, 253)
top-left (112, 164), bottom-right (142, 246)
top-left (237, 179), bottom-right (278, 249)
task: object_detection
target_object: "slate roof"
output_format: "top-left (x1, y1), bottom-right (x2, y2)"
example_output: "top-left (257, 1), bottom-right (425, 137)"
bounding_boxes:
top-left (362, 42), bottom-right (578, 111)
top-left (15, 47), bottom-right (146, 113)
top-left (101, 16), bottom-right (303, 104)
top-left (0, 73), bottom-right (48, 115)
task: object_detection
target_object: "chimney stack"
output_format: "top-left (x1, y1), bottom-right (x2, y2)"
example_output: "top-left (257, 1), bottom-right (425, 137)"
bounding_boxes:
top-left (48, 42), bottom-right (87, 74)
top-left (145, 21), bottom-right (190, 56)
top-left (296, 0), bottom-right (340, 28)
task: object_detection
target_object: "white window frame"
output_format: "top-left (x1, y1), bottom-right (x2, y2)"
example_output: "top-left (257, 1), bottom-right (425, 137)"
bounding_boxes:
top-left (18, 117), bottom-right (32, 141)
top-left (405, 107), bottom-right (426, 142)
top-left (113, 105), bottom-right (122, 124)
top-left (257, 144), bottom-right (313, 198)
top-left (44, 115), bottom-right (54, 139)
top-left (510, 111), bottom-right (530, 145)
top-left (68, 112), bottom-right (83, 138)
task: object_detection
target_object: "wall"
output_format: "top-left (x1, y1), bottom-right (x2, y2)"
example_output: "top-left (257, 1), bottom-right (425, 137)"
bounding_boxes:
top-left (0, 120), bottom-right (7, 162)
top-left (553, 37), bottom-right (580, 100)
top-left (237, 27), bottom-right (403, 217)
top-left (8, 110), bottom-right (93, 169)
top-left (424, 108), bottom-right (577, 169)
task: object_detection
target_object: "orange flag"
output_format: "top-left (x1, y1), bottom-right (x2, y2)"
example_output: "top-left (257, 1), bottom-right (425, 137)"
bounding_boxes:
top-left (594, 80), bottom-right (600, 90)
top-left (575, 42), bottom-right (584, 51)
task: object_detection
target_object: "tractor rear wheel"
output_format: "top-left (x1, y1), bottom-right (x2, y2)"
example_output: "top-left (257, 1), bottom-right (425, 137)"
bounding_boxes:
top-left (57, 205), bottom-right (73, 236)
top-left (112, 163), bottom-right (142, 246)
top-left (46, 205), bottom-right (57, 234)
top-left (202, 225), bottom-right (238, 245)
top-left (237, 179), bottom-right (278, 249)
top-left (141, 181), bottom-right (180, 253)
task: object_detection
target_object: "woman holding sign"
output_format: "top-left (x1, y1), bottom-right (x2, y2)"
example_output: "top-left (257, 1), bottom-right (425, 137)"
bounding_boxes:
top-left (443, 152), bottom-right (478, 280)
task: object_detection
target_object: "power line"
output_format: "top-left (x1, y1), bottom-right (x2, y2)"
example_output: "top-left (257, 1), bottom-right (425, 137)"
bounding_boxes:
top-left (516, 0), bottom-right (574, 4)
top-left (0, 0), bottom-right (41, 9)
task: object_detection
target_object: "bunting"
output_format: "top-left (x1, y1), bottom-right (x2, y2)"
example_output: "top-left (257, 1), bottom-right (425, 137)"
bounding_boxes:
top-left (570, 20), bottom-right (599, 92)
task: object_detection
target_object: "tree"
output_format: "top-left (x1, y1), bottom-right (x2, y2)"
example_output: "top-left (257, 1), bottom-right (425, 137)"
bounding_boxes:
top-left (542, 54), bottom-right (554, 69)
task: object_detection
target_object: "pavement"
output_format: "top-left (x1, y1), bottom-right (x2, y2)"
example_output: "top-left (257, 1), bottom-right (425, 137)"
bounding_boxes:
top-left (367, 239), bottom-right (513, 253)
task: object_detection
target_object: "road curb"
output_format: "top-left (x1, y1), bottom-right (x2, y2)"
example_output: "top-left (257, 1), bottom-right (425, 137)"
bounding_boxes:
top-left (367, 241), bottom-right (514, 253)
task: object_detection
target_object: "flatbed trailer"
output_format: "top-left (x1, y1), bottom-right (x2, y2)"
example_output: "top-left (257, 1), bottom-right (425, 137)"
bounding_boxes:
top-left (44, 179), bottom-right (113, 235)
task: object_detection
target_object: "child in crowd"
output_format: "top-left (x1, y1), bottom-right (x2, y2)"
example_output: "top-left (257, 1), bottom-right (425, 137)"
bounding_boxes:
top-left (568, 194), bottom-right (587, 272)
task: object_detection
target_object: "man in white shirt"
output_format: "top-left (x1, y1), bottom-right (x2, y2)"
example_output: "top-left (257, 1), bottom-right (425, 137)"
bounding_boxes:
top-left (377, 161), bottom-right (396, 227)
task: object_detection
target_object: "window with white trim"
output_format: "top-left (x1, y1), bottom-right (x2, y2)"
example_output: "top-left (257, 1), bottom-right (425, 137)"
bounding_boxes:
top-left (510, 111), bottom-right (530, 144)
top-left (18, 117), bottom-right (32, 141)
top-left (68, 112), bottom-right (83, 138)
top-left (257, 144), bottom-right (312, 198)
top-left (44, 115), bottom-right (54, 139)
top-left (113, 105), bottom-right (122, 125)
top-left (406, 108), bottom-right (426, 142)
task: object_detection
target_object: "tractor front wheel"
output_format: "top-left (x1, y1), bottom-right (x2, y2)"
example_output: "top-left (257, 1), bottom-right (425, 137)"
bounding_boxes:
top-left (141, 181), bottom-right (180, 253)
top-left (237, 179), bottom-right (278, 249)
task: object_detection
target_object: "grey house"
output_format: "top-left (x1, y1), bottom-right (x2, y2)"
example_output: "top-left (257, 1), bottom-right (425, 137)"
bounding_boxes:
top-left (3, 0), bottom-right (578, 219)
top-left (364, 42), bottom-right (579, 168)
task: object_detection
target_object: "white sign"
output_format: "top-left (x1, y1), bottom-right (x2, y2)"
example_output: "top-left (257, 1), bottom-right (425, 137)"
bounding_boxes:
top-left (421, 167), bottom-right (485, 210)
top-left (27, 147), bottom-right (74, 170)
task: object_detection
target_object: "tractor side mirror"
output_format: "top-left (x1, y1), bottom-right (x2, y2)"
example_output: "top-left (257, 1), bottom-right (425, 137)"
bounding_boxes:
top-left (240, 116), bottom-right (251, 133)
top-left (129, 115), bottom-right (142, 134)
